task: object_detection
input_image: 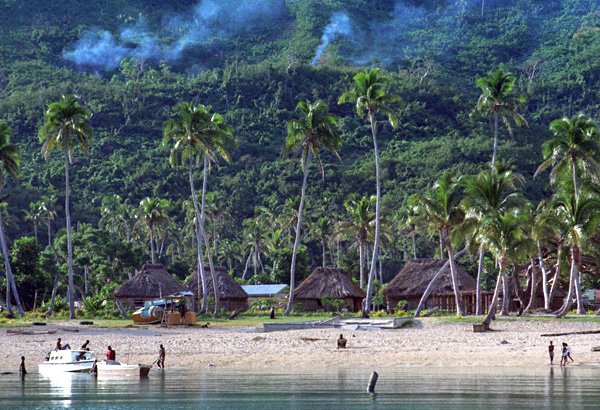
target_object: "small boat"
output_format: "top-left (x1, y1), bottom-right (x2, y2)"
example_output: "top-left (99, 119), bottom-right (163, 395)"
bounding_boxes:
top-left (38, 350), bottom-right (96, 374)
top-left (96, 360), bottom-right (152, 378)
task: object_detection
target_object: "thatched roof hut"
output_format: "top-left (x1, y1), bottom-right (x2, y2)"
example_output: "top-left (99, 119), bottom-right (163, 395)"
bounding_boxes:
top-left (185, 266), bottom-right (248, 312)
top-left (382, 259), bottom-right (477, 312)
top-left (293, 267), bottom-right (366, 312)
top-left (114, 264), bottom-right (188, 308)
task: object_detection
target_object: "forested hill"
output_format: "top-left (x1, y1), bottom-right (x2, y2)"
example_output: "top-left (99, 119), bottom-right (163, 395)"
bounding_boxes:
top-left (0, 0), bottom-right (599, 283)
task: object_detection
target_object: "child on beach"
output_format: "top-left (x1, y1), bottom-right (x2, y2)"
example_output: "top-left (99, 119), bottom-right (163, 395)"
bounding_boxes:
top-left (548, 341), bottom-right (554, 365)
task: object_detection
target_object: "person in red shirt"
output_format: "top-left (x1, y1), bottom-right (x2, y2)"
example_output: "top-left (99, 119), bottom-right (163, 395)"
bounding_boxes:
top-left (106, 346), bottom-right (116, 361)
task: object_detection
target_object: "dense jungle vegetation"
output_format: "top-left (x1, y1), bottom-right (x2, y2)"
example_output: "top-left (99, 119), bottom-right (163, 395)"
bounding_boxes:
top-left (1, 0), bottom-right (600, 316)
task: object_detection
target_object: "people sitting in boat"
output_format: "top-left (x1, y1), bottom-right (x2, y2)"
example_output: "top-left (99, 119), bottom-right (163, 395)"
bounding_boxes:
top-left (19, 356), bottom-right (26, 375)
top-left (337, 334), bottom-right (347, 349)
top-left (90, 360), bottom-right (98, 375)
top-left (106, 346), bottom-right (116, 361)
top-left (55, 338), bottom-right (71, 351)
top-left (76, 340), bottom-right (91, 361)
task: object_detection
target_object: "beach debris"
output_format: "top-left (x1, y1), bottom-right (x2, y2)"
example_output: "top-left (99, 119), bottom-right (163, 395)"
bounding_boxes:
top-left (591, 346), bottom-right (600, 352)
top-left (58, 327), bottom-right (79, 332)
top-left (367, 371), bottom-right (378, 393)
top-left (7, 328), bottom-right (57, 335)
top-left (252, 336), bottom-right (266, 341)
top-left (500, 340), bottom-right (509, 344)
top-left (299, 337), bottom-right (324, 342)
top-left (541, 330), bottom-right (600, 337)
top-left (423, 307), bottom-right (440, 317)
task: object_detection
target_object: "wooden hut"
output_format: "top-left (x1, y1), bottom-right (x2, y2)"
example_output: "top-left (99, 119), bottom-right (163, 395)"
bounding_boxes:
top-left (185, 266), bottom-right (248, 312)
top-left (382, 259), bottom-right (480, 314)
top-left (293, 267), bottom-right (366, 312)
top-left (113, 264), bottom-right (188, 309)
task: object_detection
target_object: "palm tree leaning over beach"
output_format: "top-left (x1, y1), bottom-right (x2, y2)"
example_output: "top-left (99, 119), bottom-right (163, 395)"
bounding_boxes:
top-left (39, 95), bottom-right (93, 319)
top-left (339, 68), bottom-right (402, 317)
top-left (0, 122), bottom-right (24, 317)
top-left (540, 192), bottom-right (600, 316)
top-left (164, 101), bottom-right (235, 316)
top-left (410, 172), bottom-right (466, 316)
top-left (480, 210), bottom-right (534, 327)
top-left (282, 99), bottom-right (341, 316)
top-left (471, 69), bottom-right (527, 169)
top-left (462, 160), bottom-right (525, 314)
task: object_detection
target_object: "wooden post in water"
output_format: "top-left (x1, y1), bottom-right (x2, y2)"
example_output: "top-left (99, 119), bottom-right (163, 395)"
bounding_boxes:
top-left (367, 371), bottom-right (378, 393)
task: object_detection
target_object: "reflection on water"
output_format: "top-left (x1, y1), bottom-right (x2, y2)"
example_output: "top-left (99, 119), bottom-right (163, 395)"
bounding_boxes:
top-left (1, 366), bottom-right (599, 409)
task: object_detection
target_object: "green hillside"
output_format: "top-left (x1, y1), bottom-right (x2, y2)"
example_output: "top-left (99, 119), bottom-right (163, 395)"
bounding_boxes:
top-left (1, 0), bottom-right (600, 313)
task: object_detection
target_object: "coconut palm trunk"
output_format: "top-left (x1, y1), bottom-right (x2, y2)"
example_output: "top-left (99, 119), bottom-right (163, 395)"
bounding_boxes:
top-left (476, 248), bottom-right (484, 315)
top-left (482, 266), bottom-right (506, 326)
top-left (0, 211), bottom-right (24, 317)
top-left (284, 151), bottom-right (311, 316)
top-left (64, 152), bottom-right (76, 319)
top-left (364, 112), bottom-right (380, 317)
top-left (446, 239), bottom-right (465, 316)
top-left (189, 150), bottom-right (208, 314)
top-left (524, 258), bottom-right (537, 312)
top-left (538, 244), bottom-right (550, 310)
top-left (556, 252), bottom-right (578, 318)
top-left (200, 156), bottom-right (219, 316)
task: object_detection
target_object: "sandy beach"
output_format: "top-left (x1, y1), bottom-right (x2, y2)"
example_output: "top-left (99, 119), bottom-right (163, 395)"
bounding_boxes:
top-left (3, 318), bottom-right (600, 373)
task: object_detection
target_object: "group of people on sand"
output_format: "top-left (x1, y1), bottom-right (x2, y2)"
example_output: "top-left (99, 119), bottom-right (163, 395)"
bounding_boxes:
top-left (548, 341), bottom-right (574, 366)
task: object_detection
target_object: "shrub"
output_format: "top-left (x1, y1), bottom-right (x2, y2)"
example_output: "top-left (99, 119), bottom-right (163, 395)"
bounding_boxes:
top-left (292, 302), bottom-right (305, 313)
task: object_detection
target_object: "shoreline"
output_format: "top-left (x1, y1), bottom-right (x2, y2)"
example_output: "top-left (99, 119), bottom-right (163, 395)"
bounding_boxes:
top-left (3, 318), bottom-right (600, 373)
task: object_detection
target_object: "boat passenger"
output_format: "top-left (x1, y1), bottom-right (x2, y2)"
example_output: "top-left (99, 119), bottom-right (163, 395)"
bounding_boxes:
top-left (55, 338), bottom-right (71, 351)
top-left (106, 346), bottom-right (116, 361)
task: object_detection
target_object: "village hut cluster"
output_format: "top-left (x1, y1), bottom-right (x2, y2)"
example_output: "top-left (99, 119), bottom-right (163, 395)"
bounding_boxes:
top-left (112, 257), bottom-right (568, 321)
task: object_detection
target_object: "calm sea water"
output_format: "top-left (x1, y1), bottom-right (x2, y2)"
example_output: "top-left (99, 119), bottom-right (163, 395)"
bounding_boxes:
top-left (1, 366), bottom-right (598, 409)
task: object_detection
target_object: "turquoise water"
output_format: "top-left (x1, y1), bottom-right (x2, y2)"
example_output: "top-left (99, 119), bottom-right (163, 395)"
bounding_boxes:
top-left (1, 366), bottom-right (598, 409)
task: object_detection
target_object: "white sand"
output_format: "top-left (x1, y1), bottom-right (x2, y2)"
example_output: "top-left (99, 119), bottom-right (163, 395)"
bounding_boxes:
top-left (3, 318), bottom-right (600, 373)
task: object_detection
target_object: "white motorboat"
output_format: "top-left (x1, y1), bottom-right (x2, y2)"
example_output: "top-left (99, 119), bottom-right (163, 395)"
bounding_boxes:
top-left (96, 360), bottom-right (152, 378)
top-left (38, 350), bottom-right (96, 374)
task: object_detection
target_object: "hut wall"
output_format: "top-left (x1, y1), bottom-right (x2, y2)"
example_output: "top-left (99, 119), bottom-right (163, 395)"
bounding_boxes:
top-left (221, 299), bottom-right (248, 312)
top-left (295, 298), bottom-right (320, 312)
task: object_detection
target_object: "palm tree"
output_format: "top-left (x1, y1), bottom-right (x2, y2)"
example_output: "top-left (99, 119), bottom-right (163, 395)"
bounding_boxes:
top-left (339, 68), bottom-right (402, 317)
top-left (461, 161), bottom-right (525, 314)
top-left (39, 95), bottom-right (93, 319)
top-left (309, 216), bottom-right (334, 268)
top-left (241, 217), bottom-right (269, 280)
top-left (163, 101), bottom-right (235, 316)
top-left (535, 114), bottom-right (600, 199)
top-left (0, 122), bottom-right (24, 317)
top-left (282, 99), bottom-right (341, 316)
top-left (204, 192), bottom-right (230, 261)
top-left (39, 195), bottom-right (57, 247)
top-left (409, 172), bottom-right (466, 316)
top-left (24, 201), bottom-right (43, 243)
top-left (133, 197), bottom-right (170, 264)
top-left (471, 69), bottom-right (527, 168)
top-left (99, 194), bottom-right (124, 234)
top-left (480, 210), bottom-right (534, 326)
top-left (541, 192), bottom-right (600, 316)
top-left (335, 194), bottom-right (376, 288)
top-left (219, 239), bottom-right (242, 272)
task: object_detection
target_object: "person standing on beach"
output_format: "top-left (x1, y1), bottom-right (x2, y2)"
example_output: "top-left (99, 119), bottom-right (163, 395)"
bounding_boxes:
top-left (157, 344), bottom-right (166, 369)
top-left (337, 334), bottom-right (347, 349)
top-left (565, 343), bottom-right (574, 363)
top-left (548, 341), bottom-right (554, 365)
top-left (19, 356), bottom-right (26, 375)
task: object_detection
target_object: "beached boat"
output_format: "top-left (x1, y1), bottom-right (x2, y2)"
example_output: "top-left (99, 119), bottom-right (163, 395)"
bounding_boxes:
top-left (38, 350), bottom-right (96, 374)
top-left (96, 360), bottom-right (152, 377)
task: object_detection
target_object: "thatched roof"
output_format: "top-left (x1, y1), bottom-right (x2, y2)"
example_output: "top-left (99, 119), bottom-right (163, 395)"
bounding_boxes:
top-left (294, 267), bottom-right (366, 300)
top-left (185, 266), bottom-right (248, 300)
top-left (382, 258), bottom-right (476, 299)
top-left (114, 264), bottom-right (188, 300)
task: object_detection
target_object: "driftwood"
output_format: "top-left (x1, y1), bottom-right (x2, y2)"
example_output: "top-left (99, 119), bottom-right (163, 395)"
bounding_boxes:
top-left (227, 308), bottom-right (244, 320)
top-left (7, 328), bottom-right (57, 335)
top-left (541, 330), bottom-right (600, 337)
top-left (423, 306), bottom-right (440, 317)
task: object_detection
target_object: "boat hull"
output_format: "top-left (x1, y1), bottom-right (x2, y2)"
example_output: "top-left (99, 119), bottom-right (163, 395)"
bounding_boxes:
top-left (97, 360), bottom-right (151, 378)
top-left (39, 350), bottom-right (95, 375)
